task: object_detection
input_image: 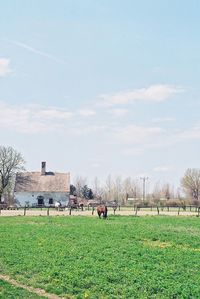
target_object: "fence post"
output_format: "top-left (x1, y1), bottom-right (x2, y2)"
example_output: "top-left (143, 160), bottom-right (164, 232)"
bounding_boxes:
top-left (113, 207), bottom-right (117, 215)
top-left (135, 206), bottom-right (138, 216)
top-left (69, 208), bottom-right (72, 215)
top-left (157, 206), bottom-right (159, 215)
top-left (198, 207), bottom-right (200, 217)
top-left (24, 206), bottom-right (26, 216)
top-left (178, 206), bottom-right (180, 215)
top-left (92, 207), bottom-right (95, 215)
top-left (47, 208), bottom-right (50, 216)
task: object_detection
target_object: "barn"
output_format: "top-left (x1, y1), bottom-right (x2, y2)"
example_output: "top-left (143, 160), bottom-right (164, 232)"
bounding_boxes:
top-left (14, 162), bottom-right (70, 207)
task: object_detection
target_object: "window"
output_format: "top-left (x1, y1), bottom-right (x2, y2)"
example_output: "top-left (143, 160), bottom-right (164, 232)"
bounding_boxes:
top-left (49, 198), bottom-right (53, 205)
top-left (37, 196), bottom-right (44, 206)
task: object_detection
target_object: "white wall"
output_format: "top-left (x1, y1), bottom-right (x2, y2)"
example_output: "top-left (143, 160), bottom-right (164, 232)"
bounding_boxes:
top-left (14, 192), bottom-right (69, 207)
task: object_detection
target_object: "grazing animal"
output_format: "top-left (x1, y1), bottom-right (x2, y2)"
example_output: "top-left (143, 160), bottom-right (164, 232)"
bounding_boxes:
top-left (55, 201), bottom-right (61, 210)
top-left (97, 205), bottom-right (108, 219)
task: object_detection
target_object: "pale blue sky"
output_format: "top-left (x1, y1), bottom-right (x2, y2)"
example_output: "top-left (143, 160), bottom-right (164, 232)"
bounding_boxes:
top-left (0, 0), bottom-right (200, 189)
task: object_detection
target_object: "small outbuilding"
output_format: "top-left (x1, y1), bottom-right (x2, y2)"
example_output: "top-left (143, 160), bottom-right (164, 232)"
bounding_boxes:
top-left (14, 162), bottom-right (70, 207)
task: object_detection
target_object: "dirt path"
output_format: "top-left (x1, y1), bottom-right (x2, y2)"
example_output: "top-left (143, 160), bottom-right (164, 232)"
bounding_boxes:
top-left (0, 274), bottom-right (64, 299)
top-left (0, 209), bottom-right (198, 217)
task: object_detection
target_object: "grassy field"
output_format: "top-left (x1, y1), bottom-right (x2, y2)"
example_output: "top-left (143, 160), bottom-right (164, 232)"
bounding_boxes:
top-left (0, 216), bottom-right (200, 298)
top-left (0, 279), bottom-right (46, 299)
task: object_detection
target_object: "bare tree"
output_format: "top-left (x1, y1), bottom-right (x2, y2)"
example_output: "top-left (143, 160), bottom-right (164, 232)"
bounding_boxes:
top-left (104, 174), bottom-right (113, 201)
top-left (92, 176), bottom-right (103, 199)
top-left (161, 183), bottom-right (174, 200)
top-left (0, 146), bottom-right (25, 202)
top-left (181, 168), bottom-right (200, 200)
top-left (122, 177), bottom-right (140, 204)
top-left (73, 175), bottom-right (87, 197)
top-left (113, 176), bottom-right (123, 203)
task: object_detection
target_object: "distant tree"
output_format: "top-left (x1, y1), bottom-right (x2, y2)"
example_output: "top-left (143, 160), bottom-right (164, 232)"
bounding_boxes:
top-left (161, 183), bottom-right (174, 200)
top-left (70, 184), bottom-right (76, 195)
top-left (104, 174), bottom-right (113, 201)
top-left (0, 146), bottom-right (25, 202)
top-left (181, 168), bottom-right (200, 200)
top-left (92, 177), bottom-right (103, 199)
top-left (73, 175), bottom-right (87, 197)
top-left (88, 188), bottom-right (94, 199)
top-left (122, 177), bottom-right (141, 204)
top-left (81, 185), bottom-right (94, 199)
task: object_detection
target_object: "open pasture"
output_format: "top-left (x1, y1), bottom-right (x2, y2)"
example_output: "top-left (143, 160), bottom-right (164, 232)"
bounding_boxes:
top-left (0, 216), bottom-right (200, 298)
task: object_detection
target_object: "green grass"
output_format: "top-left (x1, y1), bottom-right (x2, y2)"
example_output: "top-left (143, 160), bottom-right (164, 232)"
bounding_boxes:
top-left (0, 216), bottom-right (200, 298)
top-left (0, 279), bottom-right (46, 299)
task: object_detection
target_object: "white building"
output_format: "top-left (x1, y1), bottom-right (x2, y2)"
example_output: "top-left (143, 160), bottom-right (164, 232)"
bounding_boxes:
top-left (14, 162), bottom-right (70, 207)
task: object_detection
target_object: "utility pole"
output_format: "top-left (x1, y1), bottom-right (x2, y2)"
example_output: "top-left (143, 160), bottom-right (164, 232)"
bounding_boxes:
top-left (140, 177), bottom-right (148, 202)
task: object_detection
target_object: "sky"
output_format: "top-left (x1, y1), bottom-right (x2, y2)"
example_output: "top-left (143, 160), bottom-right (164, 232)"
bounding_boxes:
top-left (0, 0), bottom-right (200, 190)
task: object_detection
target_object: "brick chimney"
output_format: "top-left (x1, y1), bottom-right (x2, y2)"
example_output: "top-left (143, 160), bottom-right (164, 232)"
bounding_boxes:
top-left (41, 161), bottom-right (46, 175)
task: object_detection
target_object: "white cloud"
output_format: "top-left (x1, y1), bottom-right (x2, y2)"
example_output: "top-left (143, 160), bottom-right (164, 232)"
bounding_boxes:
top-left (114, 124), bottom-right (164, 144)
top-left (78, 109), bottom-right (96, 117)
top-left (178, 125), bottom-right (200, 140)
top-left (109, 108), bottom-right (128, 117)
top-left (152, 117), bottom-right (175, 123)
top-left (71, 125), bottom-right (106, 135)
top-left (99, 84), bottom-right (183, 107)
top-left (0, 58), bottom-right (12, 77)
top-left (0, 101), bottom-right (108, 135)
top-left (0, 102), bottom-right (72, 133)
top-left (91, 162), bottom-right (101, 168)
top-left (123, 147), bottom-right (145, 156)
top-left (153, 166), bottom-right (173, 172)
top-left (37, 108), bottom-right (73, 119)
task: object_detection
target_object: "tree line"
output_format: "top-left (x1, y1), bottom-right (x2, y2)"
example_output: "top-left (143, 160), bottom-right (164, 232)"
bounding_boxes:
top-left (0, 145), bottom-right (200, 205)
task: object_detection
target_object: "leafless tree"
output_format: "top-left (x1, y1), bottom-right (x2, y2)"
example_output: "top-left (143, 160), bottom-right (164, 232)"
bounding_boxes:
top-left (151, 181), bottom-right (175, 203)
top-left (0, 146), bottom-right (25, 202)
top-left (103, 174), bottom-right (113, 201)
top-left (122, 177), bottom-right (141, 204)
top-left (113, 176), bottom-right (123, 203)
top-left (92, 176), bottom-right (103, 199)
top-left (181, 168), bottom-right (200, 200)
top-left (73, 175), bottom-right (87, 197)
top-left (161, 183), bottom-right (174, 200)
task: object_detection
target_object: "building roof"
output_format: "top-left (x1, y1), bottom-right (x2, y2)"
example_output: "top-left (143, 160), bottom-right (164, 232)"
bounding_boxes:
top-left (14, 171), bottom-right (70, 193)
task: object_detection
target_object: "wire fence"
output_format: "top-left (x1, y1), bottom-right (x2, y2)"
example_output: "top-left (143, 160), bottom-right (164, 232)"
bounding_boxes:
top-left (0, 205), bottom-right (200, 217)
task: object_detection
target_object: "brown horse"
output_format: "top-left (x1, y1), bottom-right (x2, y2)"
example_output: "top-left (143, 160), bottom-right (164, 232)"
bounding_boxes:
top-left (97, 205), bottom-right (108, 219)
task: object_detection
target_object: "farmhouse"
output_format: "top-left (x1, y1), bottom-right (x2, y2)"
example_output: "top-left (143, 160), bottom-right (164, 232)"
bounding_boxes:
top-left (14, 162), bottom-right (70, 207)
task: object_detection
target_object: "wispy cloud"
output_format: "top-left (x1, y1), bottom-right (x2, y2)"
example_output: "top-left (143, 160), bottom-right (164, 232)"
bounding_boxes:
top-left (0, 58), bottom-right (12, 77)
top-left (0, 102), bottom-right (101, 135)
top-left (6, 40), bottom-right (67, 65)
top-left (37, 108), bottom-right (73, 119)
top-left (99, 84), bottom-right (183, 107)
top-left (91, 162), bottom-right (101, 168)
top-left (108, 108), bottom-right (128, 117)
top-left (71, 125), bottom-right (106, 135)
top-left (152, 117), bottom-right (175, 123)
top-left (78, 109), bottom-right (96, 117)
top-left (177, 125), bottom-right (200, 140)
top-left (153, 166), bottom-right (173, 172)
top-left (114, 124), bottom-right (164, 144)
top-left (0, 102), bottom-right (72, 133)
